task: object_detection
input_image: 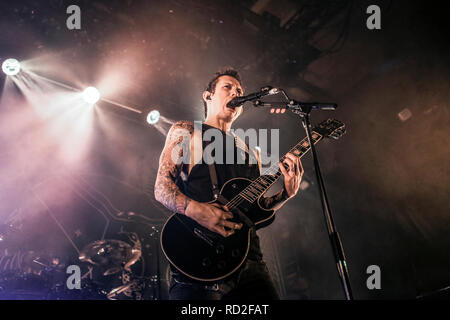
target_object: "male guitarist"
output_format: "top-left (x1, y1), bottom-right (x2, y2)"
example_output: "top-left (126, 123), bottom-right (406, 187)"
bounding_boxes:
top-left (154, 68), bottom-right (303, 300)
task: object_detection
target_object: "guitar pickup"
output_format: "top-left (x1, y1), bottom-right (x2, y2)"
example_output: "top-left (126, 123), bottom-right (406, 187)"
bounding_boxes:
top-left (194, 228), bottom-right (214, 247)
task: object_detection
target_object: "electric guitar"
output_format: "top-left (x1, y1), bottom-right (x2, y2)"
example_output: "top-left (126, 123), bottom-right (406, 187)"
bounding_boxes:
top-left (160, 118), bottom-right (345, 282)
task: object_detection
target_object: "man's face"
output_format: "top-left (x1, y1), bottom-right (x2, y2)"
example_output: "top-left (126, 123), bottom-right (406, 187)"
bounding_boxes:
top-left (204, 75), bottom-right (244, 123)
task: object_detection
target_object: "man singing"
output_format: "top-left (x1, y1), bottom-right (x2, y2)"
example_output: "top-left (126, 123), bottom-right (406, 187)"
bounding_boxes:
top-left (155, 68), bottom-right (303, 299)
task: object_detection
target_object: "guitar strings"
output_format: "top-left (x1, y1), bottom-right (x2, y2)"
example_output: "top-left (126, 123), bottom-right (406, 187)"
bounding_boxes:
top-left (225, 130), bottom-right (326, 211)
top-left (225, 145), bottom-right (301, 209)
top-left (224, 134), bottom-right (321, 211)
top-left (224, 153), bottom-right (290, 210)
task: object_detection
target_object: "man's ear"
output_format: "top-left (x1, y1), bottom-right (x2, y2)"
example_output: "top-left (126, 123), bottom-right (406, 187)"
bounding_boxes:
top-left (202, 91), bottom-right (212, 102)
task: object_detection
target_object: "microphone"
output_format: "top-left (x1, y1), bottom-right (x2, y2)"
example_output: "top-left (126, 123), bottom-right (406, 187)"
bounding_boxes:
top-left (227, 86), bottom-right (279, 108)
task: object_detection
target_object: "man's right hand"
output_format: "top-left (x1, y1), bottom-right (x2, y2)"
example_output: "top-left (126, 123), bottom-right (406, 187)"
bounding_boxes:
top-left (185, 201), bottom-right (243, 237)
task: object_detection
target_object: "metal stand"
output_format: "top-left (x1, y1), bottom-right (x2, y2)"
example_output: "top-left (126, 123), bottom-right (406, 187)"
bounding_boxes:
top-left (149, 225), bottom-right (162, 300)
top-left (254, 93), bottom-right (353, 300)
top-left (120, 211), bottom-right (162, 300)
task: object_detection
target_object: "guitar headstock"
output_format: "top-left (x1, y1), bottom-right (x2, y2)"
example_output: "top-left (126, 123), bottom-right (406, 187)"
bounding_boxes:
top-left (314, 118), bottom-right (346, 140)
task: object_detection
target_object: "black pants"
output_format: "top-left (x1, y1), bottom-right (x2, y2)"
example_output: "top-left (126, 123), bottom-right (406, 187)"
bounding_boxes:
top-left (169, 258), bottom-right (280, 300)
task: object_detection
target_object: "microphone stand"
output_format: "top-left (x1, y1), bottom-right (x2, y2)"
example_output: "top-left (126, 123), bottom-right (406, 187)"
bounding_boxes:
top-left (253, 93), bottom-right (353, 300)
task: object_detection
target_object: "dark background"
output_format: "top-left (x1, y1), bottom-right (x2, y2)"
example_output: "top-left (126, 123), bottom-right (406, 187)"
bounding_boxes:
top-left (0, 0), bottom-right (448, 299)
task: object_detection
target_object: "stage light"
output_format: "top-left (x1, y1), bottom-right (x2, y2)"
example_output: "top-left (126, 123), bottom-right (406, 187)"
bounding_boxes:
top-left (147, 110), bottom-right (160, 124)
top-left (2, 58), bottom-right (21, 76)
top-left (82, 87), bottom-right (100, 104)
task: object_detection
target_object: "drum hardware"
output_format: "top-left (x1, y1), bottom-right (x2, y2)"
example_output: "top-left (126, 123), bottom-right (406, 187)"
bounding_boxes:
top-left (79, 239), bottom-right (140, 276)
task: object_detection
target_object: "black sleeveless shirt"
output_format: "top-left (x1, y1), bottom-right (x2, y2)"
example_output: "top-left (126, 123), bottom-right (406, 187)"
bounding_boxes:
top-left (175, 123), bottom-right (263, 261)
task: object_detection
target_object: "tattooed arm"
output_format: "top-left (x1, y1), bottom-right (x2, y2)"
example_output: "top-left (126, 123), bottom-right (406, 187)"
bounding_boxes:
top-left (154, 120), bottom-right (194, 214)
top-left (154, 120), bottom-right (242, 237)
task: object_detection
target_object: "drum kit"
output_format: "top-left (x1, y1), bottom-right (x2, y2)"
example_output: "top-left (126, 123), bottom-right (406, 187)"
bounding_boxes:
top-left (0, 213), bottom-right (168, 300)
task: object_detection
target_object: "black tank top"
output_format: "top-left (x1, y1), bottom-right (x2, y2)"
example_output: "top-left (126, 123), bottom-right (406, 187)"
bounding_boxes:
top-left (175, 123), bottom-right (263, 261)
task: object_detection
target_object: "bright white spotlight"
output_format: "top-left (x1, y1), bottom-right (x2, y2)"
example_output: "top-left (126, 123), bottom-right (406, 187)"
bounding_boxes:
top-left (2, 58), bottom-right (21, 76)
top-left (147, 110), bottom-right (160, 124)
top-left (82, 87), bottom-right (100, 104)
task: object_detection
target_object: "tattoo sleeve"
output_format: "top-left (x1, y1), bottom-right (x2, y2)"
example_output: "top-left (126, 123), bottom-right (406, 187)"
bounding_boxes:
top-left (154, 120), bottom-right (194, 215)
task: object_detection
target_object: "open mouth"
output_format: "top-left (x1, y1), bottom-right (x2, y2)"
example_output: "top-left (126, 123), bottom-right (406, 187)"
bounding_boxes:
top-left (225, 102), bottom-right (241, 111)
top-left (225, 105), bottom-right (236, 111)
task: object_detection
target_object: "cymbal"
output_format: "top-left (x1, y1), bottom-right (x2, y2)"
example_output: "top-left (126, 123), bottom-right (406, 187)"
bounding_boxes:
top-left (79, 239), bottom-right (137, 274)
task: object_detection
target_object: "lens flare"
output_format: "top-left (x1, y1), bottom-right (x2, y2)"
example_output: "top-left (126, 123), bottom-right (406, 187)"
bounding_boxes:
top-left (147, 110), bottom-right (160, 124)
top-left (82, 87), bottom-right (100, 104)
top-left (2, 58), bottom-right (21, 76)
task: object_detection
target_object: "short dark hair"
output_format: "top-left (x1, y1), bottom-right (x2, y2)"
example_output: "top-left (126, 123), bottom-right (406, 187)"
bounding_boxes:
top-left (203, 67), bottom-right (243, 118)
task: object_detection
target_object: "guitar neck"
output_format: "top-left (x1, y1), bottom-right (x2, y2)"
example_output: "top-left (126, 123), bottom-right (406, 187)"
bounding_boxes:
top-left (227, 131), bottom-right (323, 207)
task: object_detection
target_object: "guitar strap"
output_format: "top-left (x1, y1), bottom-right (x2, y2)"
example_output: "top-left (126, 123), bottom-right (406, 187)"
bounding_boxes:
top-left (208, 163), bottom-right (221, 200)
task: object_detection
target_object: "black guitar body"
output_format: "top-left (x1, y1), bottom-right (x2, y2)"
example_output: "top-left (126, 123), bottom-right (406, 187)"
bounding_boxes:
top-left (160, 177), bottom-right (275, 282)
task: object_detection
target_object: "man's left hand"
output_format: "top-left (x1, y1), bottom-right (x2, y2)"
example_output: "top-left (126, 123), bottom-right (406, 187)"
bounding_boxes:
top-left (278, 152), bottom-right (304, 199)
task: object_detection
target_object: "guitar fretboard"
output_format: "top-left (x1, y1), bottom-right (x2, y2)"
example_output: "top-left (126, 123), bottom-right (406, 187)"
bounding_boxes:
top-left (226, 131), bottom-right (323, 209)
